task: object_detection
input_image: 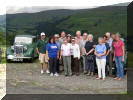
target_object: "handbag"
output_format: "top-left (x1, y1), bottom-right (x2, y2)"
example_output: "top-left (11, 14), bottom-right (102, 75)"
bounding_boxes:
top-left (86, 55), bottom-right (94, 62)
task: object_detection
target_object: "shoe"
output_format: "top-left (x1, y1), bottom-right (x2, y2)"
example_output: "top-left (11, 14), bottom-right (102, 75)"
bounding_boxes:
top-left (50, 73), bottom-right (54, 76)
top-left (54, 73), bottom-right (59, 76)
top-left (46, 70), bottom-right (50, 74)
top-left (41, 70), bottom-right (44, 74)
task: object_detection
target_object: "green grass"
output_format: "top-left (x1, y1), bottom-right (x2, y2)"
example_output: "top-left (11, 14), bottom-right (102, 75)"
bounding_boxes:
top-left (0, 45), bottom-right (6, 64)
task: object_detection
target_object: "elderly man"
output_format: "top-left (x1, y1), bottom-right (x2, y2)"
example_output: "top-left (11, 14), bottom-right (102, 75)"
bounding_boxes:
top-left (81, 33), bottom-right (88, 73)
top-left (105, 32), bottom-right (113, 76)
top-left (59, 31), bottom-right (66, 47)
top-left (75, 31), bottom-right (83, 72)
top-left (36, 32), bottom-right (50, 74)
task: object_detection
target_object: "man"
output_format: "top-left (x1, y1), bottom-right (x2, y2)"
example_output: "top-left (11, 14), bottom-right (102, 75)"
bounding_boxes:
top-left (75, 31), bottom-right (83, 72)
top-left (105, 32), bottom-right (113, 76)
top-left (59, 31), bottom-right (66, 47)
top-left (59, 31), bottom-right (66, 71)
top-left (36, 32), bottom-right (50, 74)
top-left (54, 34), bottom-right (61, 73)
top-left (81, 33), bottom-right (88, 74)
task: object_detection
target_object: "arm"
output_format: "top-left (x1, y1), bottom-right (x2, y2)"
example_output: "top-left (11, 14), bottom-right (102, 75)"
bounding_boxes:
top-left (77, 45), bottom-right (80, 59)
top-left (106, 48), bottom-right (110, 56)
top-left (36, 48), bottom-right (40, 55)
top-left (94, 50), bottom-right (100, 58)
top-left (88, 48), bottom-right (95, 55)
top-left (46, 50), bottom-right (49, 60)
top-left (100, 50), bottom-right (106, 57)
top-left (122, 45), bottom-right (125, 62)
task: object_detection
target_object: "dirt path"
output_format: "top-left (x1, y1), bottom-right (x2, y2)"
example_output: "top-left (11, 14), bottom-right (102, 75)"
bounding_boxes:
top-left (6, 63), bottom-right (127, 94)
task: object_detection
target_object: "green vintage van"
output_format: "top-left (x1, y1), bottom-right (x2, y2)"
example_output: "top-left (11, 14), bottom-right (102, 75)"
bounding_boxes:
top-left (6, 35), bottom-right (38, 62)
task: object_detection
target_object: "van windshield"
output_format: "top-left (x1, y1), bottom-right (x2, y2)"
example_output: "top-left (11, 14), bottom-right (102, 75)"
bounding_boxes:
top-left (15, 37), bottom-right (32, 44)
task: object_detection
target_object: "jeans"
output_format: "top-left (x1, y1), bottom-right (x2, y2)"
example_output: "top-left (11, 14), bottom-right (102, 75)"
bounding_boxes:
top-left (85, 55), bottom-right (94, 72)
top-left (115, 56), bottom-right (124, 78)
top-left (96, 59), bottom-right (106, 78)
top-left (63, 56), bottom-right (72, 75)
top-left (49, 57), bottom-right (57, 74)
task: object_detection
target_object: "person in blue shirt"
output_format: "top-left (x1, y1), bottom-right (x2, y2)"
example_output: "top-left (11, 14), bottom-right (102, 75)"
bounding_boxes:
top-left (46, 36), bottom-right (59, 76)
top-left (95, 37), bottom-right (107, 80)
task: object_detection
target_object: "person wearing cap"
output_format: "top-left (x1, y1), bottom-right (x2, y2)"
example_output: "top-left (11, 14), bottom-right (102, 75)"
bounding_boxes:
top-left (54, 34), bottom-right (61, 73)
top-left (67, 34), bottom-right (71, 43)
top-left (60, 39), bottom-right (72, 76)
top-left (70, 38), bottom-right (80, 76)
top-left (36, 32), bottom-right (50, 74)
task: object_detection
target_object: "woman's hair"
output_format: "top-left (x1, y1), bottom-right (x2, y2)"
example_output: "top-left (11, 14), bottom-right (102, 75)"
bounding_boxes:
top-left (115, 33), bottom-right (121, 37)
top-left (49, 36), bottom-right (55, 44)
top-left (98, 37), bottom-right (104, 41)
top-left (88, 34), bottom-right (93, 39)
top-left (103, 35), bottom-right (108, 39)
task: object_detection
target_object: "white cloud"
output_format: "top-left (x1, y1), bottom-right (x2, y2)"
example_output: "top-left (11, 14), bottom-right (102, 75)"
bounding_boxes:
top-left (0, 0), bottom-right (132, 15)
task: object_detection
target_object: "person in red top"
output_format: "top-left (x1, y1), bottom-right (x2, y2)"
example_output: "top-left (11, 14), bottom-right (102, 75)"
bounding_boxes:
top-left (113, 33), bottom-right (125, 80)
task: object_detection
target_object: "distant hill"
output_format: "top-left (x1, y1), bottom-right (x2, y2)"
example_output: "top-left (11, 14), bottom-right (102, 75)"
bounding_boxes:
top-left (0, 4), bottom-right (127, 45)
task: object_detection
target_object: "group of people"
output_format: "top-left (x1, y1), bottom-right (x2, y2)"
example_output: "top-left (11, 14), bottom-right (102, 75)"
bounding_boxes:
top-left (36, 31), bottom-right (125, 80)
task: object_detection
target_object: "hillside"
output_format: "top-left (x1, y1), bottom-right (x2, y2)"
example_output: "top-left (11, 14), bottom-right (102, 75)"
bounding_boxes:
top-left (4, 6), bottom-right (127, 45)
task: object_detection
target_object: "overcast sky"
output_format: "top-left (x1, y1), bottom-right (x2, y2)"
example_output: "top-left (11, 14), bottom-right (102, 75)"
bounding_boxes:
top-left (0, 0), bottom-right (132, 15)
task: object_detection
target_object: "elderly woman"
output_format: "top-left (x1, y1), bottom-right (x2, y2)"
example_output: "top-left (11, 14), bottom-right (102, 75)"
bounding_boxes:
top-left (84, 34), bottom-right (96, 76)
top-left (71, 38), bottom-right (80, 76)
top-left (113, 33), bottom-right (125, 80)
top-left (60, 39), bottom-right (72, 76)
top-left (95, 37), bottom-right (106, 80)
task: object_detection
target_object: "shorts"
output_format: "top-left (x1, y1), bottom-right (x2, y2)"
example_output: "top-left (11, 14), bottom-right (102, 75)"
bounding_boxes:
top-left (39, 53), bottom-right (49, 63)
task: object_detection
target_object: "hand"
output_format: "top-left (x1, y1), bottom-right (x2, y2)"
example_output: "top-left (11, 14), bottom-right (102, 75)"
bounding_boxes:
top-left (47, 56), bottom-right (49, 60)
top-left (57, 56), bottom-right (59, 59)
top-left (122, 57), bottom-right (125, 62)
top-left (59, 56), bottom-right (62, 60)
top-left (86, 53), bottom-right (88, 56)
top-left (113, 57), bottom-right (115, 62)
top-left (97, 55), bottom-right (101, 58)
top-left (37, 52), bottom-right (40, 55)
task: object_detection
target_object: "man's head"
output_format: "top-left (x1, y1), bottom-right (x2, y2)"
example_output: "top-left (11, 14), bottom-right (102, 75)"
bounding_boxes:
top-left (61, 31), bottom-right (66, 38)
top-left (76, 31), bottom-right (81, 38)
top-left (105, 32), bottom-right (111, 39)
top-left (83, 32), bottom-right (88, 40)
top-left (40, 32), bottom-right (45, 40)
top-left (111, 33), bottom-right (116, 40)
top-left (54, 34), bottom-right (60, 41)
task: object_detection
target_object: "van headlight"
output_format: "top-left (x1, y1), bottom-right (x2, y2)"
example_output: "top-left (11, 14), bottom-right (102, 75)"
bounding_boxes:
top-left (11, 46), bottom-right (14, 50)
top-left (24, 46), bottom-right (27, 50)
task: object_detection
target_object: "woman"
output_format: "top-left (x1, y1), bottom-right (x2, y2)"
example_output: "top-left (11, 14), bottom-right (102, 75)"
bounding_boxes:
top-left (84, 34), bottom-right (96, 76)
top-left (46, 36), bottom-right (59, 76)
top-left (70, 38), bottom-right (80, 76)
top-left (95, 37), bottom-right (106, 80)
top-left (103, 35), bottom-right (110, 76)
top-left (113, 33), bottom-right (125, 80)
top-left (67, 34), bottom-right (72, 43)
top-left (60, 39), bottom-right (72, 76)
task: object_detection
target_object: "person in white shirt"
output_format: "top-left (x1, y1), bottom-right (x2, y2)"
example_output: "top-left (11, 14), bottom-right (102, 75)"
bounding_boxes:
top-left (60, 39), bottom-right (72, 76)
top-left (71, 38), bottom-right (80, 76)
